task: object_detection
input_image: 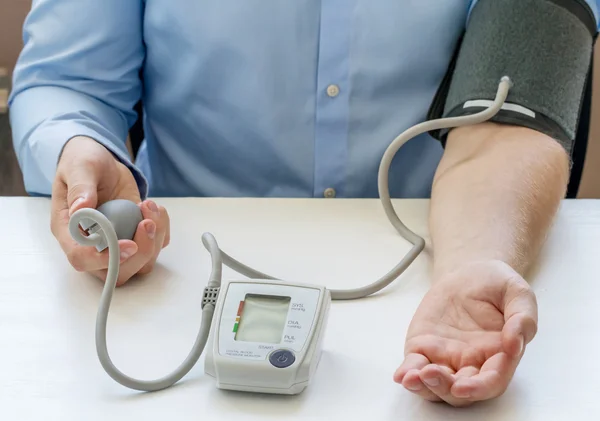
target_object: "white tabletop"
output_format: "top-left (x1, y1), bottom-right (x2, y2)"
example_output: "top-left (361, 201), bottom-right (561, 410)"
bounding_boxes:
top-left (0, 197), bottom-right (599, 420)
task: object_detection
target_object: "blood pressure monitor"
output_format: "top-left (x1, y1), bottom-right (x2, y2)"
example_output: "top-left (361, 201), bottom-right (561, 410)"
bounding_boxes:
top-left (68, 76), bottom-right (512, 395)
top-left (205, 279), bottom-right (331, 394)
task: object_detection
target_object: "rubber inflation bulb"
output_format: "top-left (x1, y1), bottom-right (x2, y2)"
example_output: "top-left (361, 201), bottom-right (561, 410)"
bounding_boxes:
top-left (79, 199), bottom-right (143, 252)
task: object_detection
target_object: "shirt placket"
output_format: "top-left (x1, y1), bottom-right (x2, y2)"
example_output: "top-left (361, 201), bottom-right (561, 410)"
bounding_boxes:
top-left (313, 0), bottom-right (354, 198)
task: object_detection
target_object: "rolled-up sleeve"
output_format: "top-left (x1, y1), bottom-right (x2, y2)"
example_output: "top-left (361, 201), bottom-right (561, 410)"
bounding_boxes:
top-left (8, 0), bottom-right (147, 198)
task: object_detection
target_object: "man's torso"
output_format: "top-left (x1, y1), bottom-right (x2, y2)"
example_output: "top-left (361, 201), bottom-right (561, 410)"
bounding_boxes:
top-left (136, 0), bottom-right (472, 198)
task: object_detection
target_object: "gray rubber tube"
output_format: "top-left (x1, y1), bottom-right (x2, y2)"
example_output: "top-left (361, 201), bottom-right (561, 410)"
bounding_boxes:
top-left (69, 210), bottom-right (218, 392)
top-left (67, 77), bottom-right (511, 391)
top-left (216, 77), bottom-right (512, 300)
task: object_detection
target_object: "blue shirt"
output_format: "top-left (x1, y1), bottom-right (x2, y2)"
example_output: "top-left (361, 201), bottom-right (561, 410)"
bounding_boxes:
top-left (9, 0), bottom-right (600, 199)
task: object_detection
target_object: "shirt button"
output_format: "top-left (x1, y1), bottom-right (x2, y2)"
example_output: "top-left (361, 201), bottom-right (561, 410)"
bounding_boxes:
top-left (326, 84), bottom-right (340, 97)
top-left (323, 188), bottom-right (336, 198)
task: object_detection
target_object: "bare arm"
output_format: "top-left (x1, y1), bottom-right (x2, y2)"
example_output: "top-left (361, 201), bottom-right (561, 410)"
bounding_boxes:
top-left (429, 122), bottom-right (570, 280)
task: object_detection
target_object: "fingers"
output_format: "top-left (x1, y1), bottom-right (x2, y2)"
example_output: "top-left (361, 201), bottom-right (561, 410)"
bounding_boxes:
top-left (404, 357), bottom-right (515, 407)
top-left (394, 353), bottom-right (437, 400)
top-left (113, 200), bottom-right (169, 284)
top-left (394, 354), bottom-right (441, 402)
top-left (53, 190), bottom-right (168, 284)
top-left (419, 364), bottom-right (451, 395)
top-left (162, 205), bottom-right (171, 248)
top-left (451, 352), bottom-right (515, 401)
top-left (403, 369), bottom-right (441, 402)
top-left (67, 240), bottom-right (138, 272)
top-left (394, 353), bottom-right (430, 383)
top-left (137, 201), bottom-right (170, 276)
top-left (51, 148), bottom-right (103, 273)
top-left (61, 158), bottom-right (101, 214)
top-left (455, 366), bottom-right (480, 380)
top-left (51, 179), bottom-right (137, 273)
top-left (502, 278), bottom-right (538, 358)
top-left (113, 216), bottom-right (157, 285)
top-left (51, 171), bottom-right (98, 253)
top-left (54, 212), bottom-right (138, 273)
top-left (419, 364), bottom-right (475, 407)
top-left (398, 342), bottom-right (522, 406)
top-left (502, 316), bottom-right (528, 359)
top-left (418, 363), bottom-right (505, 406)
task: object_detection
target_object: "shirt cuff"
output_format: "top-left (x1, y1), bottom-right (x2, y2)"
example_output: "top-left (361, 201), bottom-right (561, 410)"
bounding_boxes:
top-left (30, 119), bottom-right (148, 200)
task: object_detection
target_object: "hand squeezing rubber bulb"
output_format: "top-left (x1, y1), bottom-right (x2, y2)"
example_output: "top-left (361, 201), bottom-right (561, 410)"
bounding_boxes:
top-left (77, 199), bottom-right (143, 252)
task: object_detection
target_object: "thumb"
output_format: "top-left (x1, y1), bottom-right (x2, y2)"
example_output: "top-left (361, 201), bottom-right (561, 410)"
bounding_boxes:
top-left (64, 164), bottom-right (100, 216)
top-left (502, 278), bottom-right (538, 359)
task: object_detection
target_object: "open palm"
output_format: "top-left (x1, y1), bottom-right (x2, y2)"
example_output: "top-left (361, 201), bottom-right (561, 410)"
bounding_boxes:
top-left (394, 260), bottom-right (538, 406)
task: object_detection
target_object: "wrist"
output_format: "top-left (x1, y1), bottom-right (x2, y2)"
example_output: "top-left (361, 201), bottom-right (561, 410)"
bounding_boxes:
top-left (432, 258), bottom-right (520, 287)
top-left (59, 136), bottom-right (93, 162)
top-left (60, 135), bottom-right (122, 163)
top-left (432, 244), bottom-right (529, 281)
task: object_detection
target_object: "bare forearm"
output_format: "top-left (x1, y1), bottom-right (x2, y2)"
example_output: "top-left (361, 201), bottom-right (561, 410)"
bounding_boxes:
top-left (429, 122), bottom-right (570, 279)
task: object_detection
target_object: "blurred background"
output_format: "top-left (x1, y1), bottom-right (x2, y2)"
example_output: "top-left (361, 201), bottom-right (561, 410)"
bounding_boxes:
top-left (2, 1), bottom-right (600, 197)
top-left (0, 0), bottom-right (28, 196)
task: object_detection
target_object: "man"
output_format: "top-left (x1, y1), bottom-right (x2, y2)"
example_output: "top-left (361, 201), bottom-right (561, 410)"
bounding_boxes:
top-left (9, 0), bottom-right (598, 407)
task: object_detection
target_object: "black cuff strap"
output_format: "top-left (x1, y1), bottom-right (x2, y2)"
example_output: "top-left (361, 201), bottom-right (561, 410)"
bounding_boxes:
top-left (427, 0), bottom-right (598, 156)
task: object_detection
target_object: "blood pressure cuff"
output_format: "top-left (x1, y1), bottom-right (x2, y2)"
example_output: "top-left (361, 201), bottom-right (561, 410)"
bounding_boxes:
top-left (427, 0), bottom-right (598, 156)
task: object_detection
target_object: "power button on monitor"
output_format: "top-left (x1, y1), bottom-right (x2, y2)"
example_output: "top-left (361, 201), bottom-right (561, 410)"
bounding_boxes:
top-left (269, 349), bottom-right (295, 368)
